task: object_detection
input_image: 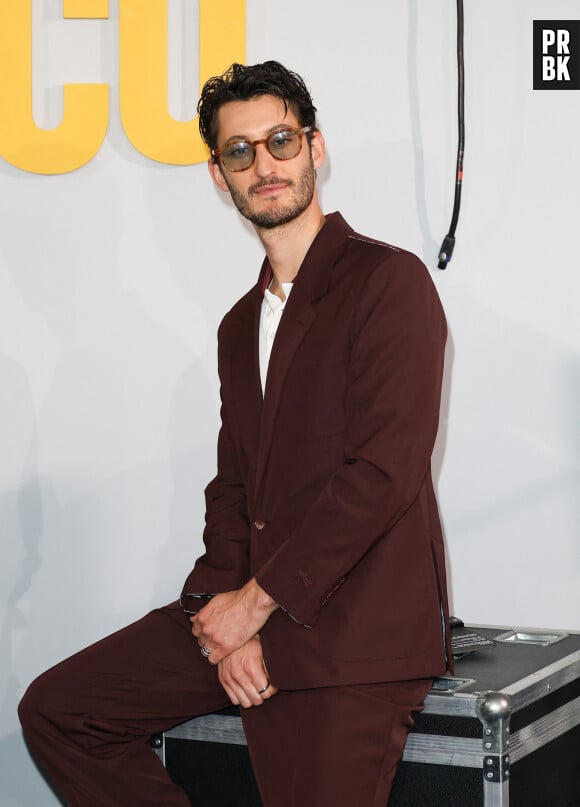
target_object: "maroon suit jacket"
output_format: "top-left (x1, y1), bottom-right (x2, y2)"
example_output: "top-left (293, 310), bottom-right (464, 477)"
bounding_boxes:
top-left (182, 212), bottom-right (452, 689)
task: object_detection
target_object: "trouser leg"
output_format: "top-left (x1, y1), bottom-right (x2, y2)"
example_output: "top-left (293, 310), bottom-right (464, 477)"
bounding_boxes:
top-left (242, 678), bottom-right (432, 807)
top-left (18, 601), bottom-right (230, 807)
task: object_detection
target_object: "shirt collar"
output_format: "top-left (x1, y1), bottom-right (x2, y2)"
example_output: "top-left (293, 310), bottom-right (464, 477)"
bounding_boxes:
top-left (263, 282), bottom-right (293, 313)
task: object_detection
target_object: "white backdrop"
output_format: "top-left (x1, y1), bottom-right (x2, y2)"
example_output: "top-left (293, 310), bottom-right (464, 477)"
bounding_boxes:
top-left (1, 1), bottom-right (579, 804)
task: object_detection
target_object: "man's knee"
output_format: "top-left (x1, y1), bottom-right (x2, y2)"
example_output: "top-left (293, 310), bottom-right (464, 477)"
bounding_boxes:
top-left (18, 669), bottom-right (61, 742)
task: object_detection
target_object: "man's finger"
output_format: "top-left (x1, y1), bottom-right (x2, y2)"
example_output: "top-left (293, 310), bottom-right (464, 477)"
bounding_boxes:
top-left (219, 679), bottom-right (240, 706)
top-left (222, 669), bottom-right (265, 707)
top-left (205, 646), bottom-right (226, 665)
top-left (224, 676), bottom-right (254, 708)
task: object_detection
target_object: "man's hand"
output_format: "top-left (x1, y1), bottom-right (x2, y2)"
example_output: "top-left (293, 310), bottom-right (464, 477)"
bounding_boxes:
top-left (218, 635), bottom-right (278, 708)
top-left (190, 578), bottom-right (278, 665)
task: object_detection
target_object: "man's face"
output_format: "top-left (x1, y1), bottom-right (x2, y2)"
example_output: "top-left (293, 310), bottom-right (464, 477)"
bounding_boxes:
top-left (208, 95), bottom-right (325, 230)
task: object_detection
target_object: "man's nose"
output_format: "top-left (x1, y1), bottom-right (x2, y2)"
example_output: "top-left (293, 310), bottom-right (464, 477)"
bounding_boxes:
top-left (252, 142), bottom-right (278, 176)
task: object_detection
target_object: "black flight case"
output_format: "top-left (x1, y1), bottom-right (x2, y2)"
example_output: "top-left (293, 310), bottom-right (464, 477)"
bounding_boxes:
top-left (152, 625), bottom-right (580, 806)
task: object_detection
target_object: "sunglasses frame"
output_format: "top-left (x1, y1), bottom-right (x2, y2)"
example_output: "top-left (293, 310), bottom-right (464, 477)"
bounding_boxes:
top-left (212, 126), bottom-right (313, 172)
top-left (180, 593), bottom-right (215, 615)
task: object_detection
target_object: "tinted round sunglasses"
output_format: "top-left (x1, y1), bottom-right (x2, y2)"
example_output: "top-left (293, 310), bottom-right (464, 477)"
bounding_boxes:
top-left (212, 126), bottom-right (313, 172)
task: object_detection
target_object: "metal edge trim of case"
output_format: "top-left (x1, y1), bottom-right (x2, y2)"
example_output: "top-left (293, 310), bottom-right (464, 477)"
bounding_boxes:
top-left (508, 694), bottom-right (580, 764)
top-left (422, 650), bottom-right (580, 717)
top-left (165, 714), bottom-right (486, 769)
top-left (150, 734), bottom-right (166, 764)
top-left (161, 697), bottom-right (580, 772)
top-left (502, 650), bottom-right (580, 711)
top-left (483, 777), bottom-right (510, 807)
top-left (423, 691), bottom-right (480, 717)
top-left (401, 732), bottom-right (482, 767)
top-left (165, 714), bottom-right (248, 746)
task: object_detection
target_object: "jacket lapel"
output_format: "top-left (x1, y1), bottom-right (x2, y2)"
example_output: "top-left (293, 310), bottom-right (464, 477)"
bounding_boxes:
top-left (254, 286), bottom-right (317, 497)
top-left (223, 278), bottom-right (264, 513)
top-left (253, 212), bottom-right (354, 498)
top-left (229, 254), bottom-right (273, 412)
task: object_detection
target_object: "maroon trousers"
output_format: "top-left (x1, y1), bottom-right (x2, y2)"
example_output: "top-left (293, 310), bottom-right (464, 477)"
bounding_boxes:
top-left (18, 601), bottom-right (432, 807)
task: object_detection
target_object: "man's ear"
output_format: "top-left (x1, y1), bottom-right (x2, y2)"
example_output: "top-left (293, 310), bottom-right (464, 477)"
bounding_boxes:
top-left (309, 129), bottom-right (326, 171)
top-left (208, 158), bottom-right (230, 193)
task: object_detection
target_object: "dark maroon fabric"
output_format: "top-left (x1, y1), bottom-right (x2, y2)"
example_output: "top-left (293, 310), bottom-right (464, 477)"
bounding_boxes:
top-left (19, 601), bottom-right (431, 806)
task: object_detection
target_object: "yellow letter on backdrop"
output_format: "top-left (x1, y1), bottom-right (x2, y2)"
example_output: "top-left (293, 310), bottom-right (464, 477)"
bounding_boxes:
top-left (120, 0), bottom-right (245, 165)
top-left (63, 0), bottom-right (109, 17)
top-left (0, 0), bottom-right (109, 175)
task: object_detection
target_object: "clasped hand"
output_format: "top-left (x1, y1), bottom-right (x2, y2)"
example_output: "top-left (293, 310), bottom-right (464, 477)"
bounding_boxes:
top-left (218, 635), bottom-right (279, 708)
top-left (190, 578), bottom-right (279, 707)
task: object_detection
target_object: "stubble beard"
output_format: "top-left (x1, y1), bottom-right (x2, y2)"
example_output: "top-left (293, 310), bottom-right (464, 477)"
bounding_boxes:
top-left (224, 159), bottom-right (317, 230)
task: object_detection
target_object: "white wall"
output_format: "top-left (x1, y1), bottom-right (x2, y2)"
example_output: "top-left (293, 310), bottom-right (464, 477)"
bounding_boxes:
top-left (1, 1), bottom-right (579, 803)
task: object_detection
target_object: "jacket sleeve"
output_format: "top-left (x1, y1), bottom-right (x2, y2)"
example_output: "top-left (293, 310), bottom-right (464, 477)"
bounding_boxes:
top-left (181, 321), bottom-right (251, 597)
top-left (254, 252), bottom-right (446, 626)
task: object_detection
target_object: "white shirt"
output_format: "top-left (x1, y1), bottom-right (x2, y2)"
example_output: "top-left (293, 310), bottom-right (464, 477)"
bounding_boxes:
top-left (259, 282), bottom-right (293, 394)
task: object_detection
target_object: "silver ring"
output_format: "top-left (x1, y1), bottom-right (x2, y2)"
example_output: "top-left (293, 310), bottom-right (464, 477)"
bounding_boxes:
top-left (201, 645), bottom-right (212, 658)
top-left (258, 682), bottom-right (270, 694)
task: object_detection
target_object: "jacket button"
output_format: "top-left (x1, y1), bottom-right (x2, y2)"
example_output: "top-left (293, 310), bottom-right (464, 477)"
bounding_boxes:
top-left (254, 520), bottom-right (265, 530)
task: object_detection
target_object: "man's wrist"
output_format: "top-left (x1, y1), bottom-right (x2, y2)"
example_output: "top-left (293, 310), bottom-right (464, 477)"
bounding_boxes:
top-left (247, 578), bottom-right (278, 616)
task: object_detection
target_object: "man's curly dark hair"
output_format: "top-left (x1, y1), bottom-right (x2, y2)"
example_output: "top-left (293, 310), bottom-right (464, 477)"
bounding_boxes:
top-left (197, 61), bottom-right (318, 153)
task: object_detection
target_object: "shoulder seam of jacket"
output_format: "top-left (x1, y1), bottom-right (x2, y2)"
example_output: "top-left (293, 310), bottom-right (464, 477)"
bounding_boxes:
top-left (346, 234), bottom-right (401, 252)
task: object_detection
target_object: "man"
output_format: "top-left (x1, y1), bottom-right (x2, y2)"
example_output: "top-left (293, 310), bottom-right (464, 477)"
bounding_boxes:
top-left (19, 61), bottom-right (452, 806)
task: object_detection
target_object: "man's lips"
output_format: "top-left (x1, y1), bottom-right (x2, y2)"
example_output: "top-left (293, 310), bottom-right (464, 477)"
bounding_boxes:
top-left (251, 180), bottom-right (291, 196)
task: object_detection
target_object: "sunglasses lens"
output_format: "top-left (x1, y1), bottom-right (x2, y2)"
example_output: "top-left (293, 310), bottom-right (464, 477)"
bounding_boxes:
top-left (219, 129), bottom-right (306, 171)
top-left (221, 141), bottom-right (255, 171)
top-left (267, 130), bottom-right (302, 160)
